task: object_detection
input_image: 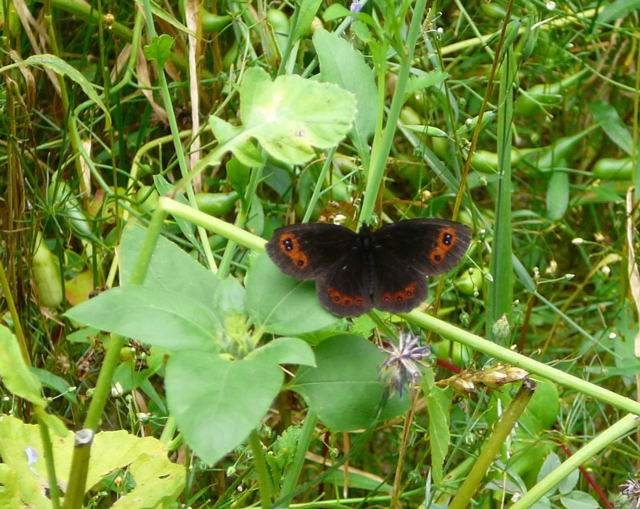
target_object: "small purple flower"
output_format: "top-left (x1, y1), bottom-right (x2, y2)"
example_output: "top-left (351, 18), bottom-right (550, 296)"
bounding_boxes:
top-left (350, 1), bottom-right (364, 14)
top-left (380, 332), bottom-right (430, 395)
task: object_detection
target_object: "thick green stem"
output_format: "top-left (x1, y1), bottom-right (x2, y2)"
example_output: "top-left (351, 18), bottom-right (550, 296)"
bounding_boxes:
top-left (406, 309), bottom-right (640, 415)
top-left (450, 380), bottom-right (536, 508)
top-left (511, 414), bottom-right (638, 508)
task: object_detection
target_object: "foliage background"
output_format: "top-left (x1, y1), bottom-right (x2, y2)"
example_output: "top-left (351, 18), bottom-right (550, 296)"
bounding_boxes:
top-left (1, 0), bottom-right (640, 507)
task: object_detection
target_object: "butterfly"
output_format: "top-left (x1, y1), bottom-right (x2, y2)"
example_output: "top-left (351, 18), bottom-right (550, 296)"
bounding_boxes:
top-left (265, 219), bottom-right (471, 317)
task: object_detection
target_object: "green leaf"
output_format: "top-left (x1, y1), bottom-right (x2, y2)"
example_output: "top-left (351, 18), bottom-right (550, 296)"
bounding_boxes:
top-left (143, 34), bottom-right (175, 68)
top-left (424, 372), bottom-right (452, 484)
top-left (546, 170), bottom-right (569, 221)
top-left (239, 67), bottom-right (356, 164)
top-left (209, 115), bottom-right (265, 167)
top-left (4, 54), bottom-right (109, 122)
top-left (245, 252), bottom-right (339, 335)
top-left (166, 350), bottom-right (284, 464)
top-left (520, 378), bottom-right (560, 432)
top-left (120, 223), bottom-right (220, 309)
top-left (0, 464), bottom-right (19, 509)
top-left (31, 367), bottom-right (78, 405)
top-left (293, 334), bottom-right (408, 431)
top-left (65, 286), bottom-right (221, 351)
top-left (313, 29), bottom-right (377, 142)
top-left (589, 100), bottom-right (634, 155)
top-left (0, 325), bottom-right (45, 406)
top-left (212, 276), bottom-right (247, 316)
top-left (322, 4), bottom-right (352, 21)
top-left (0, 416), bottom-right (185, 508)
top-left (249, 336), bottom-right (316, 366)
top-left (597, 0), bottom-right (640, 24)
top-left (559, 491), bottom-right (600, 509)
top-left (291, 0), bottom-right (322, 42)
top-left (405, 71), bottom-right (449, 99)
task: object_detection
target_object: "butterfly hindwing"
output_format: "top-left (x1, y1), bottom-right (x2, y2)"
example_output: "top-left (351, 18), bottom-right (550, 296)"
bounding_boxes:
top-left (265, 223), bottom-right (357, 279)
top-left (372, 263), bottom-right (428, 314)
top-left (316, 248), bottom-right (374, 317)
top-left (373, 219), bottom-right (471, 276)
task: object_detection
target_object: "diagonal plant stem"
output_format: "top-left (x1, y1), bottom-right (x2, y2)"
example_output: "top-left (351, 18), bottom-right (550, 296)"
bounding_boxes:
top-left (511, 413), bottom-right (638, 508)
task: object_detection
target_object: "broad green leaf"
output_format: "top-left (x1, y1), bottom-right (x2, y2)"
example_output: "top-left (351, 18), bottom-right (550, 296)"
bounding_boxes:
top-left (0, 416), bottom-right (184, 508)
top-left (0, 464), bottom-right (20, 509)
top-left (249, 336), bottom-right (316, 367)
top-left (1, 54), bottom-right (109, 122)
top-left (520, 378), bottom-right (559, 432)
top-left (212, 276), bottom-right (246, 315)
top-left (119, 223), bottom-right (220, 309)
top-left (588, 101), bottom-right (634, 155)
top-left (313, 29), bottom-right (377, 142)
top-left (546, 171), bottom-right (569, 220)
top-left (293, 334), bottom-right (408, 431)
top-left (209, 115), bottom-right (264, 167)
top-left (245, 252), bottom-right (339, 335)
top-left (536, 452), bottom-right (561, 486)
top-left (166, 350), bottom-right (284, 464)
top-left (239, 67), bottom-right (356, 164)
top-left (143, 34), bottom-right (175, 67)
top-left (559, 491), bottom-right (599, 509)
top-left (0, 325), bottom-right (45, 406)
top-left (65, 285), bottom-right (221, 351)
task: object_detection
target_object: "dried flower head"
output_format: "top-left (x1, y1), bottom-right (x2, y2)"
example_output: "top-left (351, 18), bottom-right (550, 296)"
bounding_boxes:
top-left (380, 332), bottom-right (430, 395)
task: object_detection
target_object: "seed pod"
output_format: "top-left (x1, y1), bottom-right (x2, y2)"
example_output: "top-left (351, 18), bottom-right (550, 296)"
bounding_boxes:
top-left (32, 233), bottom-right (63, 308)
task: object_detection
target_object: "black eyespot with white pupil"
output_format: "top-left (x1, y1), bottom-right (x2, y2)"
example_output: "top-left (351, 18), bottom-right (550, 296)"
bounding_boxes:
top-left (283, 238), bottom-right (293, 251)
top-left (443, 232), bottom-right (453, 245)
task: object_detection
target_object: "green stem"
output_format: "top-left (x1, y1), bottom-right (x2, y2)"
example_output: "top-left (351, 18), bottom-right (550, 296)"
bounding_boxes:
top-left (140, 0), bottom-right (216, 272)
top-left (0, 261), bottom-right (30, 364)
top-left (359, 0), bottom-right (427, 224)
top-left (159, 197), bottom-right (266, 251)
top-left (249, 429), bottom-right (273, 507)
top-left (487, 46), bottom-right (516, 339)
top-left (405, 309), bottom-right (640, 415)
top-left (218, 162), bottom-right (263, 276)
top-left (302, 148), bottom-right (335, 223)
top-left (36, 409), bottom-right (61, 509)
top-left (511, 413), bottom-right (638, 508)
top-left (449, 380), bottom-right (536, 508)
top-left (63, 208), bottom-right (168, 509)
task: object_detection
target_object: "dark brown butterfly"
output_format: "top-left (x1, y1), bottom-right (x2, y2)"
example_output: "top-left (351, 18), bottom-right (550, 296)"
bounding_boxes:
top-left (265, 219), bottom-right (471, 317)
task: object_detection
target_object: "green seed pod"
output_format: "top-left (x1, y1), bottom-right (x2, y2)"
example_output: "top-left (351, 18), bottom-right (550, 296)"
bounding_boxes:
top-left (33, 234), bottom-right (63, 308)
top-left (194, 192), bottom-right (240, 216)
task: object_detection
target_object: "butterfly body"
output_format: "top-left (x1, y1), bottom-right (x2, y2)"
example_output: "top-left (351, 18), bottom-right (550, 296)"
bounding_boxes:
top-left (266, 219), bottom-right (471, 317)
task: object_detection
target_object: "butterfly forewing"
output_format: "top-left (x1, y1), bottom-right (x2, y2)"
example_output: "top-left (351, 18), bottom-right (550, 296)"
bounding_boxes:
top-left (266, 223), bottom-right (357, 279)
top-left (373, 219), bottom-right (471, 276)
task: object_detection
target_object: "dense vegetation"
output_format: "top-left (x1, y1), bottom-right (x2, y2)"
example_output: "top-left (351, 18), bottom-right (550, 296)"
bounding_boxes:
top-left (1, 0), bottom-right (640, 507)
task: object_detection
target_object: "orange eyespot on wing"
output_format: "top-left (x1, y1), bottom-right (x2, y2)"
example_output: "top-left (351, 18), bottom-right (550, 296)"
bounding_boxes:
top-left (381, 281), bottom-right (417, 305)
top-left (428, 227), bottom-right (460, 264)
top-left (278, 232), bottom-right (309, 269)
top-left (326, 286), bottom-right (366, 308)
